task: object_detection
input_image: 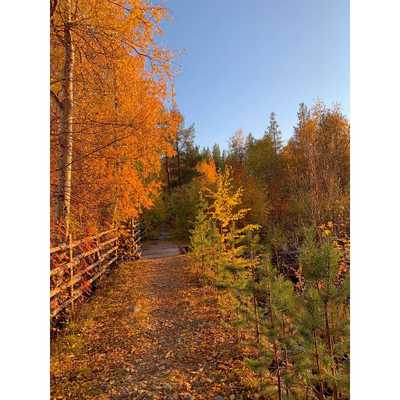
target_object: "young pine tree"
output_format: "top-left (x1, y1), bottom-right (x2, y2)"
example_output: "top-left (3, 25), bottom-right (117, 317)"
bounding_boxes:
top-left (296, 227), bottom-right (350, 400)
top-left (246, 255), bottom-right (299, 400)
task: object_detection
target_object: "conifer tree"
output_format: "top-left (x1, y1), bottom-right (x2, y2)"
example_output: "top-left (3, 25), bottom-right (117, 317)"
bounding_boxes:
top-left (297, 227), bottom-right (350, 400)
top-left (265, 112), bottom-right (283, 154)
top-left (245, 132), bottom-right (256, 152)
top-left (208, 168), bottom-right (259, 283)
top-left (190, 194), bottom-right (219, 279)
top-left (295, 102), bottom-right (311, 133)
top-left (190, 168), bottom-right (260, 316)
top-left (212, 143), bottom-right (223, 171)
top-left (244, 254), bottom-right (298, 399)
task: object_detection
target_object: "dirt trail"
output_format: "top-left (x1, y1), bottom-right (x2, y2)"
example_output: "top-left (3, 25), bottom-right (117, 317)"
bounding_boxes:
top-left (141, 238), bottom-right (182, 259)
top-left (51, 245), bottom-right (252, 399)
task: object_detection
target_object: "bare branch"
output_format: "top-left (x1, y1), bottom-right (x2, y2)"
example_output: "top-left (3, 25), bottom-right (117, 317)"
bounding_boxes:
top-left (50, 89), bottom-right (63, 110)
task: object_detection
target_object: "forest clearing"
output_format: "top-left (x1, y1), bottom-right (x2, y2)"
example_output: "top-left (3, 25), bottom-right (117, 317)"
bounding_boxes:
top-left (50, 1), bottom-right (349, 399)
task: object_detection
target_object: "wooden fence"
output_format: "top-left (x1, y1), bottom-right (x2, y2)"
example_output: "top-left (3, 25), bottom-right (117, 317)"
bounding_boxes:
top-left (118, 219), bottom-right (142, 261)
top-left (50, 221), bottom-right (142, 322)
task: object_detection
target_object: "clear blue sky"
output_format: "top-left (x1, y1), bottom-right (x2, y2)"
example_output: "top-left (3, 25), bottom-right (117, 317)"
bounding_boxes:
top-left (157, 0), bottom-right (349, 149)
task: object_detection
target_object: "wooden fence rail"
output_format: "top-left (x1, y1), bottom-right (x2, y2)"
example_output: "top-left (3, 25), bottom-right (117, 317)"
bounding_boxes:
top-left (50, 221), bottom-right (142, 322)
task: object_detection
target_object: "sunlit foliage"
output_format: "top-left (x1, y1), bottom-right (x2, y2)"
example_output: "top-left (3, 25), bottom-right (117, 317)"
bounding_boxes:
top-left (51, 0), bottom-right (181, 241)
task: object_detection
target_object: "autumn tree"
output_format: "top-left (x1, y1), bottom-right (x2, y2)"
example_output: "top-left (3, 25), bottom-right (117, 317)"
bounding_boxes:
top-left (184, 101), bottom-right (349, 399)
top-left (286, 102), bottom-right (350, 232)
top-left (242, 113), bottom-right (287, 231)
top-left (50, 0), bottom-right (180, 241)
top-left (190, 167), bottom-right (260, 314)
top-left (51, 0), bottom-right (75, 239)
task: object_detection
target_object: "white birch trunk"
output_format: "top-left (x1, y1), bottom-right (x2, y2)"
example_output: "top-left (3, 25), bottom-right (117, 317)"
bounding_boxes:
top-left (55, 0), bottom-right (74, 240)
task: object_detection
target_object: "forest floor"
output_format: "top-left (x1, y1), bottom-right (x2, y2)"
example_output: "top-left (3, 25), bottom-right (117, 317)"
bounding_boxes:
top-left (51, 240), bottom-right (257, 400)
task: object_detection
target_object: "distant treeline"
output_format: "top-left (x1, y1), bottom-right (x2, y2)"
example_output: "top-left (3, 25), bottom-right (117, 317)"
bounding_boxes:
top-left (144, 100), bottom-right (349, 250)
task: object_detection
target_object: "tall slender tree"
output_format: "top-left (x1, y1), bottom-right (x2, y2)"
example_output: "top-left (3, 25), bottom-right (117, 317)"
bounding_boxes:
top-left (264, 112), bottom-right (283, 154)
top-left (212, 143), bottom-right (223, 171)
top-left (53, 0), bottom-right (75, 239)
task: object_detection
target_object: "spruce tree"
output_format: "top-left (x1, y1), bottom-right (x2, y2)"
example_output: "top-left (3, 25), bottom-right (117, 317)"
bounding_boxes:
top-left (295, 102), bottom-right (310, 133)
top-left (265, 112), bottom-right (283, 154)
top-left (212, 143), bottom-right (223, 171)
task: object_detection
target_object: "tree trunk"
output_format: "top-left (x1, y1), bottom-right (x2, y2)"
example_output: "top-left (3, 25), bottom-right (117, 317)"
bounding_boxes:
top-left (313, 330), bottom-right (325, 400)
top-left (55, 0), bottom-right (74, 240)
top-left (165, 156), bottom-right (171, 190)
top-left (176, 142), bottom-right (182, 186)
top-left (324, 301), bottom-right (338, 400)
top-left (267, 283), bottom-right (282, 400)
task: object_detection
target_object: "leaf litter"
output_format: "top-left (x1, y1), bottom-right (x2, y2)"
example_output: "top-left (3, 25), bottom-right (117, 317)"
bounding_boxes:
top-left (51, 255), bottom-right (258, 399)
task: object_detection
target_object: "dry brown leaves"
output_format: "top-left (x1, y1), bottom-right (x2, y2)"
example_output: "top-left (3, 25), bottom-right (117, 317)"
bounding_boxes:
top-left (51, 255), bottom-right (258, 399)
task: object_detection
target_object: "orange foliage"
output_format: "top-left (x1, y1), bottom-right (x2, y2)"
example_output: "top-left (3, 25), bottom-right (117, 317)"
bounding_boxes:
top-left (196, 159), bottom-right (218, 185)
top-left (50, 0), bottom-right (181, 239)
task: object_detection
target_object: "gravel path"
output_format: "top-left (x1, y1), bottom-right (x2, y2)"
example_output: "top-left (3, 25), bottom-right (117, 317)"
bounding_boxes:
top-left (51, 251), bottom-right (255, 399)
top-left (141, 240), bottom-right (182, 259)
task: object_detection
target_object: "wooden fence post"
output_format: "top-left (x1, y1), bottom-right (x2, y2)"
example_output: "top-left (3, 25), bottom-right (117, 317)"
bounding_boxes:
top-left (132, 219), bottom-right (140, 259)
top-left (115, 225), bottom-right (119, 261)
top-left (69, 233), bottom-right (74, 317)
top-left (132, 219), bottom-right (135, 258)
top-left (50, 227), bottom-right (120, 321)
top-left (96, 232), bottom-right (101, 264)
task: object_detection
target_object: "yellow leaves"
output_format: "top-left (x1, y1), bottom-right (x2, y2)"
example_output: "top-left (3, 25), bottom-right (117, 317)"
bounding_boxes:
top-left (209, 168), bottom-right (251, 231)
top-left (319, 221), bottom-right (334, 237)
top-left (237, 224), bottom-right (261, 234)
top-left (207, 168), bottom-right (260, 243)
top-left (323, 229), bottom-right (331, 237)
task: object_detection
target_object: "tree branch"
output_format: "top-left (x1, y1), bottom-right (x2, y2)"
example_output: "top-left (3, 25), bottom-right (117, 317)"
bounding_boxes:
top-left (50, 90), bottom-right (63, 110)
top-left (52, 131), bottom-right (134, 174)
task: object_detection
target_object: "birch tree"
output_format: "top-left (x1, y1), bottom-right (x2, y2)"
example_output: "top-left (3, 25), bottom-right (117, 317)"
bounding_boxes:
top-left (50, 0), bottom-right (180, 241)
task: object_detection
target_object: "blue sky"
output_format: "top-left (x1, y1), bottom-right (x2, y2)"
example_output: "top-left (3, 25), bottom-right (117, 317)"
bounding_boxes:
top-left (157, 0), bottom-right (349, 149)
